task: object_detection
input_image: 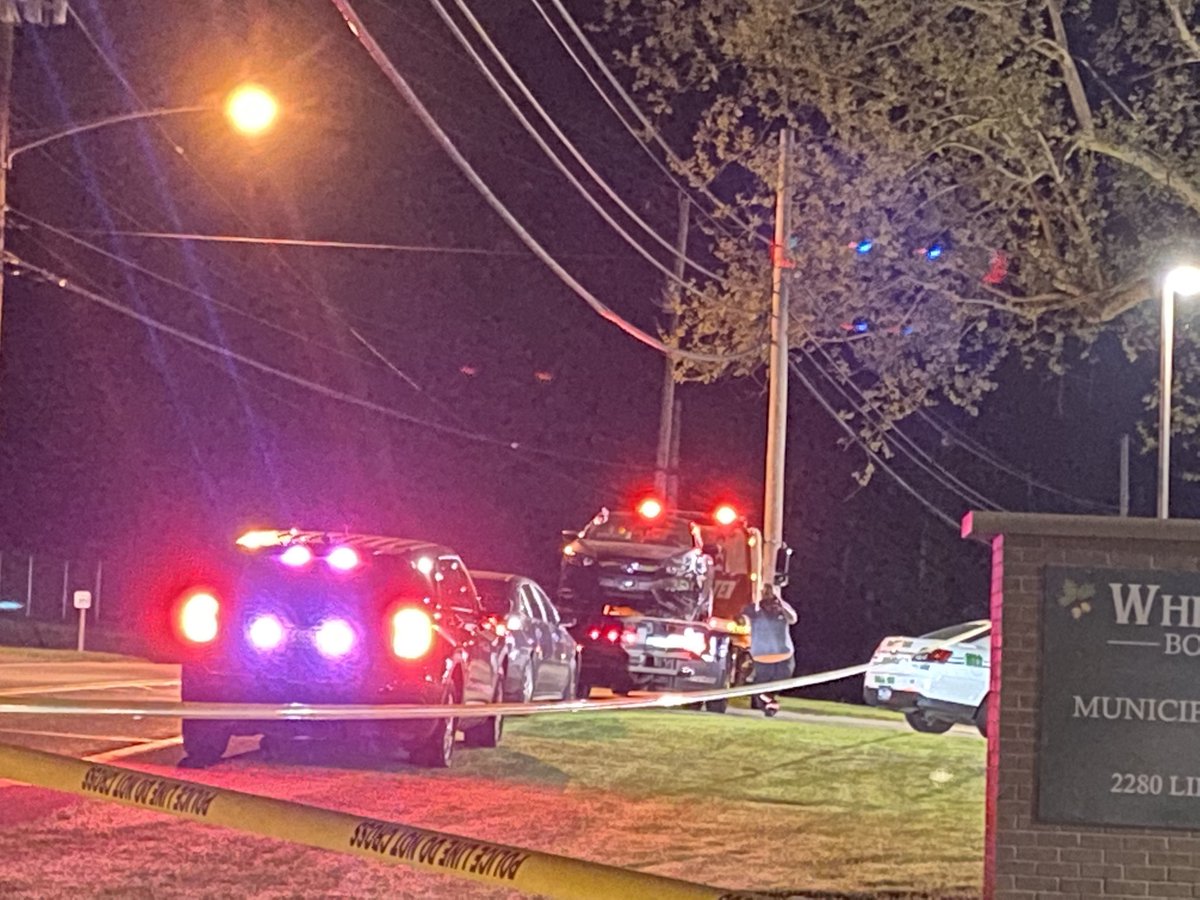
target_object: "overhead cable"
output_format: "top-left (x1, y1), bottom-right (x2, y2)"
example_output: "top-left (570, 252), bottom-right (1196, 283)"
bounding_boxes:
top-left (788, 358), bottom-right (960, 530)
top-left (801, 342), bottom-right (1004, 511)
top-left (328, 0), bottom-right (750, 364)
top-left (433, 0), bottom-right (725, 286)
top-left (532, 0), bottom-right (770, 245)
top-left (8, 254), bottom-right (652, 472)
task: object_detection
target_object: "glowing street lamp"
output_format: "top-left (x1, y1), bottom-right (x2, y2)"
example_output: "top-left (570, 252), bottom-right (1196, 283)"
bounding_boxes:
top-left (1157, 264), bottom-right (1200, 519)
top-left (224, 83), bottom-right (278, 136)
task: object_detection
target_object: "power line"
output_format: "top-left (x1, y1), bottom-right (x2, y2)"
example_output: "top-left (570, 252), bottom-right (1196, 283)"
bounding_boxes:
top-left (917, 408), bottom-right (1118, 513)
top-left (531, 0), bottom-right (770, 246)
top-left (8, 253), bottom-right (653, 473)
top-left (432, 0), bottom-right (725, 286)
top-left (62, 228), bottom-right (623, 259)
top-left (800, 342), bottom-right (1004, 511)
top-left (787, 358), bottom-right (959, 530)
top-left (328, 0), bottom-right (750, 365)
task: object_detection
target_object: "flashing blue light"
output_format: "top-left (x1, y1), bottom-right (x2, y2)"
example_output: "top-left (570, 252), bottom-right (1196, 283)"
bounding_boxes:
top-left (855, 239), bottom-right (874, 255)
top-left (852, 318), bottom-right (870, 333)
top-left (901, 325), bottom-right (914, 336)
top-left (925, 243), bottom-right (944, 260)
top-left (0, 600), bottom-right (23, 612)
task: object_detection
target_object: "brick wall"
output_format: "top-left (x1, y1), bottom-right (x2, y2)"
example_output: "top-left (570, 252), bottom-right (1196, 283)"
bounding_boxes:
top-left (965, 513), bottom-right (1200, 900)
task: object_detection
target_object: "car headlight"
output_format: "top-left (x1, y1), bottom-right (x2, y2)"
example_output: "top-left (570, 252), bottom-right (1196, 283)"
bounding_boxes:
top-left (564, 545), bottom-right (595, 566)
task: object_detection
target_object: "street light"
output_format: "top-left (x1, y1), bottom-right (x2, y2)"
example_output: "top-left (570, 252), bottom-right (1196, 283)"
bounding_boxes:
top-left (224, 83), bottom-right (278, 136)
top-left (6, 83), bottom-right (279, 167)
top-left (1157, 264), bottom-right (1200, 519)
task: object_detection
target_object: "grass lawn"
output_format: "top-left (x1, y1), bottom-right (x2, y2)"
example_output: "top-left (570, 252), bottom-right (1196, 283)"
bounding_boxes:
top-left (0, 707), bottom-right (983, 898)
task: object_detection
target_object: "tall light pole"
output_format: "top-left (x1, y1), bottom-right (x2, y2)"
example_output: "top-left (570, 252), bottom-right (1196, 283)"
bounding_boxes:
top-left (0, 83), bottom-right (278, 348)
top-left (1157, 264), bottom-right (1200, 519)
top-left (762, 128), bottom-right (793, 584)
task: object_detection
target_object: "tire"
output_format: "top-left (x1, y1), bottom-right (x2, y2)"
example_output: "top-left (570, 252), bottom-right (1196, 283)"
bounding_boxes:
top-left (904, 710), bottom-right (955, 734)
top-left (464, 679), bottom-right (504, 749)
top-left (704, 697), bottom-right (729, 714)
top-left (411, 679), bottom-right (460, 768)
top-left (704, 653), bottom-right (733, 713)
top-left (181, 719), bottom-right (229, 768)
top-left (576, 676), bottom-right (592, 700)
top-left (974, 695), bottom-right (990, 739)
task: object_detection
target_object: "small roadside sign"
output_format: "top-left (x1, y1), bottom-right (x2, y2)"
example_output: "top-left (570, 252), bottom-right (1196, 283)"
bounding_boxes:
top-left (73, 590), bottom-right (92, 610)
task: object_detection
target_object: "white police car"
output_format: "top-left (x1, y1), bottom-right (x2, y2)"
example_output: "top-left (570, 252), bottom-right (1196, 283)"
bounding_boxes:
top-left (863, 620), bottom-right (990, 737)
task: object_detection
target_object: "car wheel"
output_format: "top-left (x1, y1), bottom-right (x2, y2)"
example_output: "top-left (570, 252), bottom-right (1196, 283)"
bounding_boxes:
top-left (904, 710), bottom-right (955, 734)
top-left (974, 695), bottom-right (990, 739)
top-left (576, 675), bottom-right (592, 700)
top-left (411, 679), bottom-right (460, 768)
top-left (180, 719), bottom-right (230, 768)
top-left (464, 680), bottom-right (504, 749)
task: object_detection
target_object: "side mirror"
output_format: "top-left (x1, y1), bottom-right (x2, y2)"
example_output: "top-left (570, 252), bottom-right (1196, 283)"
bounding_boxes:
top-left (561, 529), bottom-right (579, 544)
top-left (774, 545), bottom-right (794, 587)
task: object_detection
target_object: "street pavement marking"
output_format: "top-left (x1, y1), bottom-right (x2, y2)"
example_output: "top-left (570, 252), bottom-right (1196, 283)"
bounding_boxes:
top-left (84, 736), bottom-right (184, 763)
top-left (0, 679), bottom-right (180, 697)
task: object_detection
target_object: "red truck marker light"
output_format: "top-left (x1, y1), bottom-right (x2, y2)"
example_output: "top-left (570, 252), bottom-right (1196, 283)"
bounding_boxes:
top-left (713, 505), bottom-right (738, 526)
top-left (637, 497), bottom-right (664, 519)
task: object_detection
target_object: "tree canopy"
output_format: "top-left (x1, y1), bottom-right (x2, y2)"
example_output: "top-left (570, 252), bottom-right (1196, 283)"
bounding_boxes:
top-left (609, 0), bottom-right (1200, 442)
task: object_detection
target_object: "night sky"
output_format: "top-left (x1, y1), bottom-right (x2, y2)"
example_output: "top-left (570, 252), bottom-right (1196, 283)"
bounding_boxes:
top-left (0, 0), bottom-right (1186, 684)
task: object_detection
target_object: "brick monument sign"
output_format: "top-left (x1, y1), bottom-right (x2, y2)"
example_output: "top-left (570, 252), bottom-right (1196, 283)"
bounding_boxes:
top-left (965, 512), bottom-right (1200, 899)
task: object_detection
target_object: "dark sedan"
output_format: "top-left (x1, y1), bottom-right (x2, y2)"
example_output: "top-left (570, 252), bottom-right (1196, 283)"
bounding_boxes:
top-left (472, 571), bottom-right (580, 701)
top-left (169, 529), bottom-right (506, 769)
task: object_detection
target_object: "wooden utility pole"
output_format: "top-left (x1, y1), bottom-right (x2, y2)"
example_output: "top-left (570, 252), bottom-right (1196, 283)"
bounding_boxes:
top-left (0, 20), bottom-right (13, 353)
top-left (762, 129), bottom-right (793, 584)
top-left (654, 191), bottom-right (689, 505)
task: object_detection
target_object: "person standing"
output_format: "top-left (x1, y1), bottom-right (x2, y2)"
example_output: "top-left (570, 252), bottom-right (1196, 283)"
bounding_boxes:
top-left (739, 585), bottom-right (797, 716)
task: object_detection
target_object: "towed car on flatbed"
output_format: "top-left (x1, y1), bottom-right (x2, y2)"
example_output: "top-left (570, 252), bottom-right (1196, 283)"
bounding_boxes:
top-left (558, 503), bottom-right (741, 706)
top-left (170, 529), bottom-right (506, 768)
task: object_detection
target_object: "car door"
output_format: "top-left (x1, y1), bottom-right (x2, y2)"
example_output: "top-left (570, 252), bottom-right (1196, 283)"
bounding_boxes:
top-left (528, 585), bottom-right (569, 696)
top-left (437, 557), bottom-right (494, 704)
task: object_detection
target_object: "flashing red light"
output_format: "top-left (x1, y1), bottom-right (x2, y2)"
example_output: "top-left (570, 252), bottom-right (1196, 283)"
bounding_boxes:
top-left (605, 627), bottom-right (622, 643)
top-left (390, 607), bottom-right (434, 659)
top-left (179, 592), bottom-right (219, 644)
top-left (637, 497), bottom-right (664, 519)
top-left (713, 504), bottom-right (738, 526)
top-left (588, 627), bottom-right (602, 640)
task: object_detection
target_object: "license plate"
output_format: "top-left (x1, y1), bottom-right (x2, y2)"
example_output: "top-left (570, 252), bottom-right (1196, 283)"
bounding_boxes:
top-left (877, 686), bottom-right (893, 701)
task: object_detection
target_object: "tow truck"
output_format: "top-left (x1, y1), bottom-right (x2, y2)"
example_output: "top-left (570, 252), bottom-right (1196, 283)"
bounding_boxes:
top-left (557, 499), bottom-right (790, 711)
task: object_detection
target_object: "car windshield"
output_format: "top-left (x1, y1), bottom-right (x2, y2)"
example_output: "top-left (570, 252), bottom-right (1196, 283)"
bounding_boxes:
top-left (473, 578), bottom-right (510, 615)
top-left (920, 622), bottom-right (990, 642)
top-left (582, 512), bottom-right (693, 548)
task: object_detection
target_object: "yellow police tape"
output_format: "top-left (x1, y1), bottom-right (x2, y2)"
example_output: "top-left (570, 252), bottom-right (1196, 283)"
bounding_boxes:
top-left (0, 741), bottom-right (760, 900)
top-left (0, 622), bottom-right (989, 720)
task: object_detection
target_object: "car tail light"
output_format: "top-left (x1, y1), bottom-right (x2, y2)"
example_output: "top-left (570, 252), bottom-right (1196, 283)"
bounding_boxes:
top-left (915, 648), bottom-right (953, 663)
top-left (605, 626), bottom-right (622, 643)
top-left (587, 627), bottom-right (601, 640)
top-left (280, 545), bottom-right (313, 567)
top-left (314, 618), bottom-right (355, 657)
top-left (247, 614), bottom-right (285, 651)
top-left (391, 607), bottom-right (434, 659)
top-left (326, 546), bottom-right (360, 571)
top-left (179, 592), bottom-right (219, 644)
